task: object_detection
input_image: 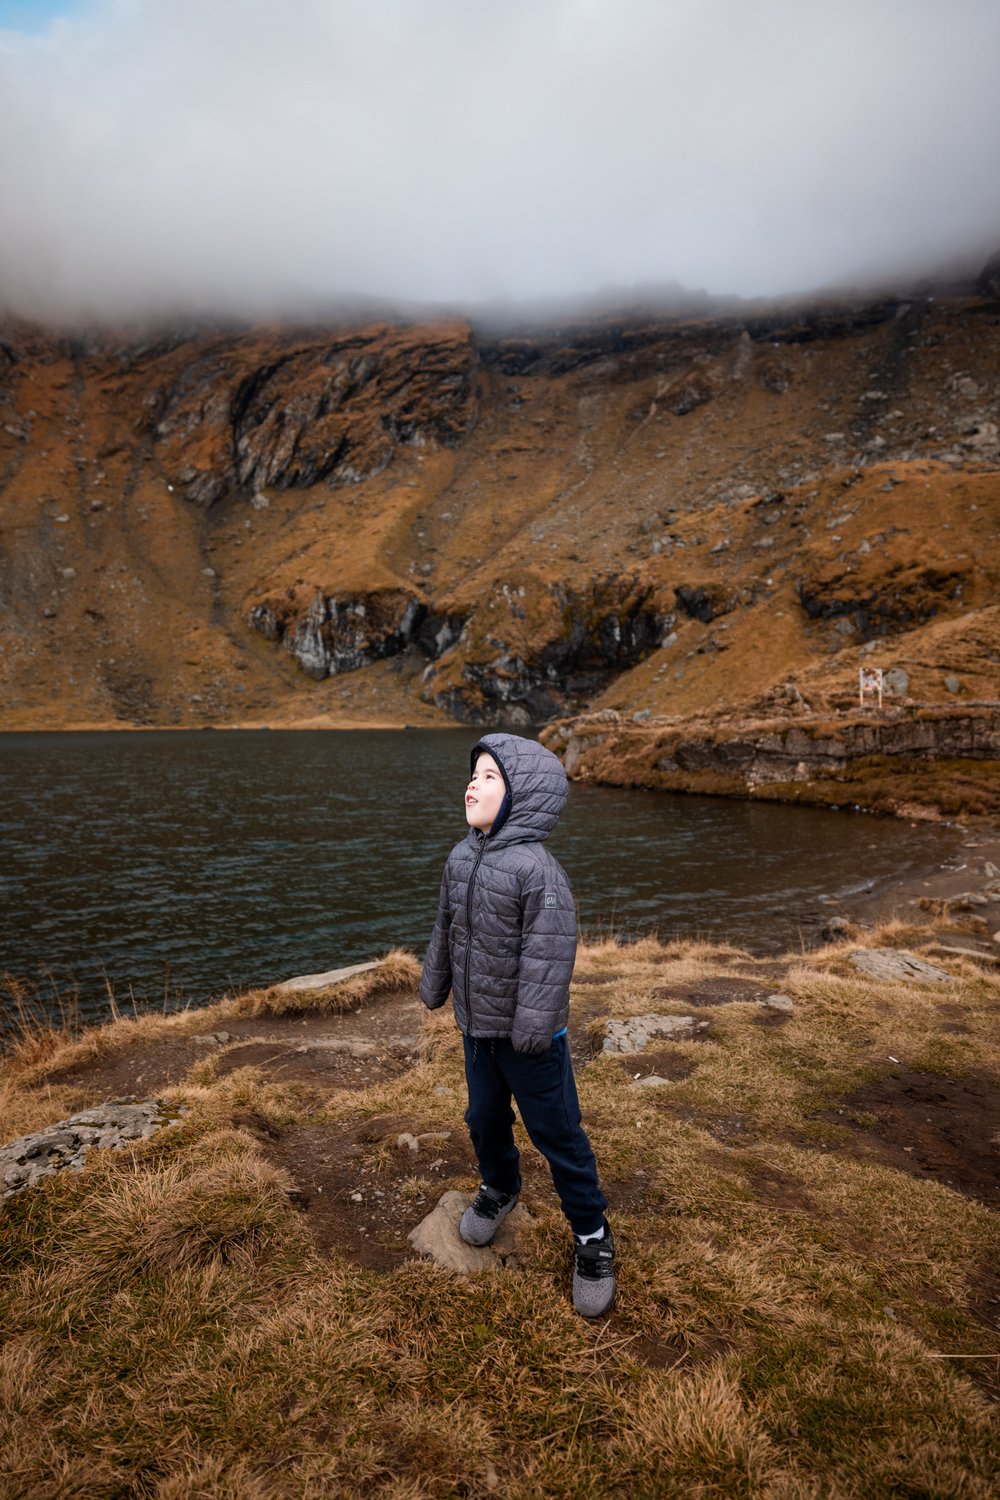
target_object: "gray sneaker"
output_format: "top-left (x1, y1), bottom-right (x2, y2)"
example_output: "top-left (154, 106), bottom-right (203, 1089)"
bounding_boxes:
top-left (459, 1185), bottom-right (519, 1246)
top-left (572, 1223), bottom-right (616, 1317)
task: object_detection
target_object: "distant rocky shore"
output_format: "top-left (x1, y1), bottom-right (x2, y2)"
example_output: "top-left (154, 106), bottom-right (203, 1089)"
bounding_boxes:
top-left (543, 702), bottom-right (1000, 821)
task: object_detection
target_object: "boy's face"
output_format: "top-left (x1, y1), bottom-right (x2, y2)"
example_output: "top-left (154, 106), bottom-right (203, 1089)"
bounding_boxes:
top-left (465, 751), bottom-right (506, 832)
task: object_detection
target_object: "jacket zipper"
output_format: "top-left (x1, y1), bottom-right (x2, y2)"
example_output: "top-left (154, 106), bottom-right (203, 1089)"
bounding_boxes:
top-left (464, 833), bottom-right (486, 1031)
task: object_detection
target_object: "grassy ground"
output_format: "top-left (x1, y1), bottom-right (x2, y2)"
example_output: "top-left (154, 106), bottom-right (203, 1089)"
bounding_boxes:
top-left (1, 935), bottom-right (999, 1498)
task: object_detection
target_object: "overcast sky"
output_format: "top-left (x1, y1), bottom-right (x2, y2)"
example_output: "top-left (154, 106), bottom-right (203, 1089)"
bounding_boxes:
top-left (1, 0), bottom-right (999, 322)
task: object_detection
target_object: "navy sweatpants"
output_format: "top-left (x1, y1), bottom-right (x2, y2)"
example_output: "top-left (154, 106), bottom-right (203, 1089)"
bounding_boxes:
top-left (462, 1034), bottom-right (607, 1236)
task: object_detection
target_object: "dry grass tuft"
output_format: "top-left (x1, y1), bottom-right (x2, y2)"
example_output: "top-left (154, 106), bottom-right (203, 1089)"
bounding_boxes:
top-left (236, 949), bottom-right (422, 1019)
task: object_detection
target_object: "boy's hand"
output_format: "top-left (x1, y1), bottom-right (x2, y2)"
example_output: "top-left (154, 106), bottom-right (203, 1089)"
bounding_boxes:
top-left (511, 1031), bottom-right (552, 1056)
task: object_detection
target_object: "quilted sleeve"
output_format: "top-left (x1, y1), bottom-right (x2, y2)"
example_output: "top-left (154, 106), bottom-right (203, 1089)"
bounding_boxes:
top-left (511, 858), bottom-right (577, 1054)
top-left (418, 863), bottom-right (453, 1010)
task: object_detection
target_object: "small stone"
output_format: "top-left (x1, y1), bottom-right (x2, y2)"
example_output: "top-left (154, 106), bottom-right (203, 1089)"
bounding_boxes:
top-left (397, 1132), bottom-right (420, 1154)
top-left (983, 862), bottom-right (1000, 880)
top-left (632, 1075), bottom-right (671, 1089)
top-left (433, 1087), bottom-right (456, 1097)
top-left (350, 1192), bottom-right (363, 1202)
top-left (944, 674), bottom-right (961, 694)
top-left (202, 567), bottom-right (216, 578)
top-left (416, 1131), bottom-right (451, 1145)
top-left (950, 891), bottom-right (989, 910)
top-left (762, 993), bottom-right (794, 1013)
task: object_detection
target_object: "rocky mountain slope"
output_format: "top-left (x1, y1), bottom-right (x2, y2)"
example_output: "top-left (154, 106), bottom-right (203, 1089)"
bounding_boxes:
top-left (1, 281), bottom-right (998, 809)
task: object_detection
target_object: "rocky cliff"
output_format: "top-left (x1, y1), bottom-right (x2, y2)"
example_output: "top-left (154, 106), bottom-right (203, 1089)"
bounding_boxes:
top-left (1, 283), bottom-right (998, 809)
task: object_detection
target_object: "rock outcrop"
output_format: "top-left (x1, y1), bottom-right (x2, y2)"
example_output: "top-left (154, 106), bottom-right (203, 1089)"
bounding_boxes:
top-left (423, 571), bottom-right (667, 723)
top-left (247, 586), bottom-right (436, 679)
top-left (152, 322), bottom-right (479, 506)
top-left (2, 1098), bottom-right (188, 1196)
top-left (544, 704), bottom-right (1000, 817)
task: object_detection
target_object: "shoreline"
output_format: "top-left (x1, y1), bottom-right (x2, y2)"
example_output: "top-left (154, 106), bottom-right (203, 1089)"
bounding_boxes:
top-left (0, 716), bottom-right (448, 733)
top-left (844, 822), bottom-right (1000, 934)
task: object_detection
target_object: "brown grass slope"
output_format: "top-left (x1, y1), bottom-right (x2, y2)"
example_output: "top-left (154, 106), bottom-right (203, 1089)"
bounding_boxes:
top-left (1, 932), bottom-right (999, 1497)
top-left (0, 294), bottom-right (997, 762)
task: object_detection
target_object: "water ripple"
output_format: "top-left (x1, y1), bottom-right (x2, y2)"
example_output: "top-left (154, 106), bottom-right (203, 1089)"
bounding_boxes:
top-left (0, 728), bottom-right (957, 1024)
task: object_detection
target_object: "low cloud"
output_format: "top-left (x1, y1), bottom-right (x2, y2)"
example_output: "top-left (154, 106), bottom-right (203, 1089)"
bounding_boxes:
top-left (2, 0), bottom-right (999, 321)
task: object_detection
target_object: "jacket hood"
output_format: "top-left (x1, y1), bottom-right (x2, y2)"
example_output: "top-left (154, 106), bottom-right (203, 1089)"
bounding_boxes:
top-left (469, 731), bottom-right (568, 845)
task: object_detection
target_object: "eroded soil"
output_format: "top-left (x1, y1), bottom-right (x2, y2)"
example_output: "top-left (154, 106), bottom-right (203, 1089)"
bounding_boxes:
top-left (818, 1065), bottom-right (1000, 1209)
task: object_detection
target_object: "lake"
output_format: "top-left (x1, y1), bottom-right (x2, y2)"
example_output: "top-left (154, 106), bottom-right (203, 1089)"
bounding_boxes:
top-left (0, 729), bottom-right (957, 1024)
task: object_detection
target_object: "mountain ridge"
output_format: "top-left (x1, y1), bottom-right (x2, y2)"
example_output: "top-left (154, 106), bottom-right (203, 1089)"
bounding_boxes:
top-left (1, 282), bottom-right (998, 810)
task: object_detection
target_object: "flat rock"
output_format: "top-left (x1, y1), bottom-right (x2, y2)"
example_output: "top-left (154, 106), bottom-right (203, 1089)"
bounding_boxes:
top-left (926, 944), bottom-right (1000, 967)
top-left (408, 1190), bottom-right (535, 1274)
top-left (848, 949), bottom-right (953, 984)
top-left (293, 1038), bottom-right (376, 1058)
top-left (601, 1014), bottom-right (696, 1053)
top-left (273, 960), bottom-right (383, 994)
top-left (632, 1074), bottom-right (671, 1089)
top-left (2, 1098), bottom-right (188, 1197)
top-left (762, 993), bottom-right (794, 1013)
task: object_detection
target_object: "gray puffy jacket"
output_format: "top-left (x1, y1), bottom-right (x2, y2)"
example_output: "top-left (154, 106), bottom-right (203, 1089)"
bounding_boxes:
top-left (418, 732), bottom-right (577, 1054)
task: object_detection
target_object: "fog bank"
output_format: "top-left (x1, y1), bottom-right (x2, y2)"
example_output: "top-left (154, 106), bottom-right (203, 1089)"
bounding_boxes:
top-left (2, 0), bottom-right (999, 321)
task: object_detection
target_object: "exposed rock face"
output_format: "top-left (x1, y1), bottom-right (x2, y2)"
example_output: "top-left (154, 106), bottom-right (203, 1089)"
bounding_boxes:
top-left (848, 949), bottom-right (952, 983)
top-left (247, 585), bottom-right (441, 679)
top-left (797, 563), bottom-right (967, 636)
top-left (675, 583), bottom-right (739, 624)
top-left (545, 705), bottom-right (1000, 816)
top-left (662, 368), bottom-right (716, 415)
top-left (152, 322), bottom-right (479, 505)
top-left (423, 572), bottom-right (666, 724)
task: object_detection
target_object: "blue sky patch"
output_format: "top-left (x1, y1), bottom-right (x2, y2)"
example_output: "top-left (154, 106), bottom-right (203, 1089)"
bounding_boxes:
top-left (0, 1), bottom-right (78, 35)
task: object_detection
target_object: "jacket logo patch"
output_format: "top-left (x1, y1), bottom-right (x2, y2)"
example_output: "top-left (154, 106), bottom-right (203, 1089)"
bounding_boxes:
top-left (544, 892), bottom-right (557, 908)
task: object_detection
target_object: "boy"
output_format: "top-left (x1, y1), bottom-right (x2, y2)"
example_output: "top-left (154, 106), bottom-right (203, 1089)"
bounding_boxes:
top-left (418, 731), bottom-right (616, 1317)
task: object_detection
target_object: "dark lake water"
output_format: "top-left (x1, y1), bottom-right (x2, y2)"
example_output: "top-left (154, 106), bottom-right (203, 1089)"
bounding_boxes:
top-left (0, 729), bottom-right (958, 1024)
